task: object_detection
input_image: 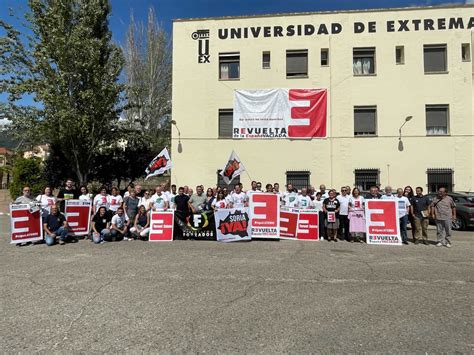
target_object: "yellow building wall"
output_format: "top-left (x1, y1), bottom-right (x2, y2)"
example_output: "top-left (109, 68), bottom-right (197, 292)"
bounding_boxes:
top-left (171, 6), bottom-right (474, 191)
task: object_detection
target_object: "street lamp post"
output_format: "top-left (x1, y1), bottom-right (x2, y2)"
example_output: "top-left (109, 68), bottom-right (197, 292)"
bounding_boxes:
top-left (171, 120), bottom-right (183, 153)
top-left (398, 116), bottom-right (413, 152)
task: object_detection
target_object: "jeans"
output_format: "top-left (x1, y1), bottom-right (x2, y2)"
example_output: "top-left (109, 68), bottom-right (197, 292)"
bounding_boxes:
top-left (45, 227), bottom-right (69, 246)
top-left (93, 229), bottom-right (111, 244)
top-left (399, 215), bottom-right (409, 243)
top-left (435, 220), bottom-right (452, 245)
top-left (109, 229), bottom-right (128, 241)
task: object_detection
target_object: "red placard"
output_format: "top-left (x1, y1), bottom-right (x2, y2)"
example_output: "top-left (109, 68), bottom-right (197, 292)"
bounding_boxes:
top-left (149, 211), bottom-right (174, 241)
top-left (65, 200), bottom-right (91, 236)
top-left (365, 200), bottom-right (401, 245)
top-left (297, 211), bottom-right (319, 240)
top-left (327, 212), bottom-right (336, 223)
top-left (249, 193), bottom-right (279, 239)
top-left (10, 204), bottom-right (43, 244)
top-left (279, 210), bottom-right (299, 239)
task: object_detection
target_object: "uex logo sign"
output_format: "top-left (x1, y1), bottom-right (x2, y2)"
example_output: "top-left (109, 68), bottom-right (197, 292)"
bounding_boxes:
top-left (192, 29), bottom-right (210, 63)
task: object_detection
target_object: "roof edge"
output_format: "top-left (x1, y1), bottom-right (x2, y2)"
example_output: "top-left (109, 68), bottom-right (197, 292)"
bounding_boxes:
top-left (172, 4), bottom-right (473, 23)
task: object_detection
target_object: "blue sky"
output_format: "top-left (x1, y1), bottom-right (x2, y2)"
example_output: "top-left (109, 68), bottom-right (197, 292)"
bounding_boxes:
top-left (0, 0), bottom-right (470, 114)
top-left (1, 0), bottom-right (470, 45)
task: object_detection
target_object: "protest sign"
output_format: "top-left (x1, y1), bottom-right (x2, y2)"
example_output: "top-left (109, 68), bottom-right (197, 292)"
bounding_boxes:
top-left (215, 208), bottom-right (251, 242)
top-left (365, 200), bottom-right (401, 245)
top-left (149, 211), bottom-right (174, 241)
top-left (10, 204), bottom-right (43, 244)
top-left (249, 193), bottom-right (279, 239)
top-left (65, 200), bottom-right (91, 236)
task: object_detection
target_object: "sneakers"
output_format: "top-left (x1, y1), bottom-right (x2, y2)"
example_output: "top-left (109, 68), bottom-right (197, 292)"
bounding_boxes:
top-left (59, 240), bottom-right (65, 245)
top-left (436, 242), bottom-right (444, 247)
top-left (446, 243), bottom-right (452, 248)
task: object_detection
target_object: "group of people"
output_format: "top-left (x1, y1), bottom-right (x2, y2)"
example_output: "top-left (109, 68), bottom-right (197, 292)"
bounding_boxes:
top-left (14, 178), bottom-right (457, 247)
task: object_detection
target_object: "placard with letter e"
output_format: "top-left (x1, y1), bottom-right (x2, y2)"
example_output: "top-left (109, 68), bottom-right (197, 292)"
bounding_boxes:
top-left (296, 210), bottom-right (319, 240)
top-left (149, 211), bottom-right (174, 241)
top-left (249, 193), bottom-right (280, 239)
top-left (10, 204), bottom-right (43, 244)
top-left (65, 200), bottom-right (91, 236)
top-left (279, 210), bottom-right (299, 239)
top-left (365, 200), bottom-right (401, 245)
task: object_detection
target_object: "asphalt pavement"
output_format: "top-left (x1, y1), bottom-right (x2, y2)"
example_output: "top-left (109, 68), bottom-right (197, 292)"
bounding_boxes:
top-left (0, 215), bottom-right (472, 353)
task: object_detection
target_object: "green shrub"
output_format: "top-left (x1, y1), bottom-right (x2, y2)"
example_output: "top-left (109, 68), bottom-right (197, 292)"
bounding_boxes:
top-left (9, 157), bottom-right (46, 200)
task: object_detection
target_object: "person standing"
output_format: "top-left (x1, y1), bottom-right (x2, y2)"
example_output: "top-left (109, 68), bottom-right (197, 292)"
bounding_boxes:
top-left (295, 188), bottom-right (313, 209)
top-left (226, 184), bottom-right (247, 209)
top-left (188, 185), bottom-right (207, 213)
top-left (78, 185), bottom-right (93, 202)
top-left (319, 184), bottom-right (329, 199)
top-left (312, 192), bottom-right (325, 240)
top-left (139, 190), bottom-right (154, 211)
top-left (323, 189), bottom-right (340, 242)
top-left (337, 186), bottom-right (350, 241)
top-left (204, 188), bottom-right (215, 211)
top-left (36, 186), bottom-right (56, 220)
top-left (151, 186), bottom-right (169, 211)
top-left (57, 178), bottom-right (79, 211)
top-left (93, 186), bottom-right (109, 215)
top-left (366, 186), bottom-right (381, 199)
top-left (395, 188), bottom-right (411, 245)
top-left (348, 188), bottom-right (366, 243)
top-left (283, 183), bottom-right (298, 208)
top-left (44, 205), bottom-right (70, 246)
top-left (15, 186), bottom-right (36, 204)
top-left (430, 187), bottom-right (456, 248)
top-left (404, 186), bottom-right (416, 240)
top-left (107, 186), bottom-right (123, 215)
top-left (381, 186), bottom-right (395, 200)
top-left (124, 189), bottom-right (140, 222)
top-left (410, 187), bottom-right (430, 245)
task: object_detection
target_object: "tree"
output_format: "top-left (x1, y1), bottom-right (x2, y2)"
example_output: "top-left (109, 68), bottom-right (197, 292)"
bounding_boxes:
top-left (9, 156), bottom-right (46, 199)
top-left (123, 7), bottom-right (172, 150)
top-left (0, 0), bottom-right (124, 185)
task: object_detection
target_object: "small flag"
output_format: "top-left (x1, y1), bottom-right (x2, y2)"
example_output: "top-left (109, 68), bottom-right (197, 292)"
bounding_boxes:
top-left (220, 151), bottom-right (245, 185)
top-left (145, 148), bottom-right (172, 180)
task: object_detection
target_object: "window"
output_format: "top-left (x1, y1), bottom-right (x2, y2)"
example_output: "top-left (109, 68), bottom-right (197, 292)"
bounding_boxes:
top-left (321, 48), bottom-right (329, 66)
top-left (353, 47), bottom-right (376, 75)
top-left (396, 46), bottom-right (405, 64)
top-left (262, 51), bottom-right (270, 69)
top-left (354, 169), bottom-right (379, 192)
top-left (286, 171), bottom-right (310, 191)
top-left (424, 44), bottom-right (447, 73)
top-left (426, 105), bottom-right (449, 136)
top-left (217, 169), bottom-right (240, 188)
top-left (354, 106), bottom-right (377, 136)
top-left (427, 168), bottom-right (453, 192)
top-left (219, 52), bottom-right (240, 80)
top-left (462, 43), bottom-right (471, 62)
top-left (286, 50), bottom-right (308, 77)
top-left (218, 109), bottom-right (233, 138)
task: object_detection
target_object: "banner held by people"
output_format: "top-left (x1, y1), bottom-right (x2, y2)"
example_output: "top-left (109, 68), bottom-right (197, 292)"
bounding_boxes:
top-left (145, 147), bottom-right (172, 180)
top-left (365, 200), bottom-right (401, 245)
top-left (65, 200), bottom-right (91, 236)
top-left (215, 208), bottom-right (251, 242)
top-left (219, 150), bottom-right (246, 185)
top-left (10, 204), bottom-right (43, 244)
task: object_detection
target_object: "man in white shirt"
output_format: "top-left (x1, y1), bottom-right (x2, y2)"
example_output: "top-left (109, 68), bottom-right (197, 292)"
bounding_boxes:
top-left (395, 188), bottom-right (411, 245)
top-left (246, 181), bottom-right (260, 197)
top-left (151, 186), bottom-right (169, 210)
top-left (296, 188), bottom-right (313, 209)
top-left (226, 184), bottom-right (247, 208)
top-left (337, 186), bottom-right (351, 241)
top-left (283, 183), bottom-right (298, 208)
top-left (110, 207), bottom-right (130, 241)
top-left (166, 184), bottom-right (177, 207)
top-left (381, 186), bottom-right (395, 199)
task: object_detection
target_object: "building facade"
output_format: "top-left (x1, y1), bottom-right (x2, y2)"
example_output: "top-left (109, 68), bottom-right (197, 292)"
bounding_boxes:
top-left (171, 5), bottom-right (474, 192)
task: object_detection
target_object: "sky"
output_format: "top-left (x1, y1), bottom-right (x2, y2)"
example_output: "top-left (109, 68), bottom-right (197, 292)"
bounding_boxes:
top-left (0, 0), bottom-right (471, 116)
